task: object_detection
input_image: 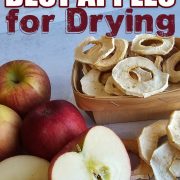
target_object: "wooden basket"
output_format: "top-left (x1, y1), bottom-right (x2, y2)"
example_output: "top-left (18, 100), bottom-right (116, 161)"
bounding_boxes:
top-left (72, 38), bottom-right (180, 125)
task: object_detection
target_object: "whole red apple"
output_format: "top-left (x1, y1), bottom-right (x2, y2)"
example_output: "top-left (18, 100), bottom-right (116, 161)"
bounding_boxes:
top-left (21, 100), bottom-right (87, 160)
top-left (0, 60), bottom-right (51, 116)
top-left (0, 105), bottom-right (22, 161)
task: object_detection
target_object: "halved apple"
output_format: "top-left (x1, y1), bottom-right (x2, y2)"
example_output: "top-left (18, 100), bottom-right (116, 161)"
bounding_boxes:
top-left (0, 155), bottom-right (49, 180)
top-left (49, 126), bottom-right (131, 180)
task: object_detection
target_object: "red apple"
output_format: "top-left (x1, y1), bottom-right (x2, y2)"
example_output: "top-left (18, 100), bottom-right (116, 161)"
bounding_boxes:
top-left (0, 60), bottom-right (51, 116)
top-left (0, 105), bottom-right (22, 161)
top-left (49, 126), bottom-right (131, 180)
top-left (21, 100), bottom-right (87, 160)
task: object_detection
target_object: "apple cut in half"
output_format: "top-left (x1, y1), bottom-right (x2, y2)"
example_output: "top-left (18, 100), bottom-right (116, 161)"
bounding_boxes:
top-left (0, 155), bottom-right (49, 180)
top-left (49, 126), bottom-right (131, 180)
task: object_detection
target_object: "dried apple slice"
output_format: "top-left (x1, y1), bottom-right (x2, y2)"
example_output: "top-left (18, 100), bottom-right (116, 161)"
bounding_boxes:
top-left (94, 39), bottom-right (128, 71)
top-left (112, 57), bottom-right (169, 98)
top-left (131, 34), bottom-right (174, 55)
top-left (138, 120), bottom-right (169, 164)
top-left (163, 46), bottom-right (180, 60)
top-left (150, 142), bottom-right (178, 180)
top-left (82, 64), bottom-right (91, 75)
top-left (75, 36), bottom-right (115, 65)
top-left (104, 76), bottom-right (124, 96)
top-left (154, 56), bottom-right (163, 71)
top-left (100, 72), bottom-right (111, 85)
top-left (169, 154), bottom-right (180, 178)
top-left (80, 69), bottom-right (108, 97)
top-left (123, 139), bottom-right (153, 180)
top-left (167, 111), bottom-right (180, 150)
top-left (131, 163), bottom-right (153, 180)
top-left (163, 51), bottom-right (180, 83)
top-left (128, 42), bottom-right (156, 62)
top-left (127, 42), bottom-right (138, 57)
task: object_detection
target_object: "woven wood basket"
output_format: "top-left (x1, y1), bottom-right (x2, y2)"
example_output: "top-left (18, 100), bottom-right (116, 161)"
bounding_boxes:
top-left (72, 38), bottom-right (180, 124)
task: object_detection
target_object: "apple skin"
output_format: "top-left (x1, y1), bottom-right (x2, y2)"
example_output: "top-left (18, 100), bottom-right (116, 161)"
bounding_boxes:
top-left (52, 129), bottom-right (88, 157)
top-left (0, 60), bottom-right (51, 116)
top-left (0, 105), bottom-right (22, 161)
top-left (21, 100), bottom-right (87, 160)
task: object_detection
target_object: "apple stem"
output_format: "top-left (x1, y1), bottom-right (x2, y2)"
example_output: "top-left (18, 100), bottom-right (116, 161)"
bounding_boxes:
top-left (76, 144), bottom-right (82, 152)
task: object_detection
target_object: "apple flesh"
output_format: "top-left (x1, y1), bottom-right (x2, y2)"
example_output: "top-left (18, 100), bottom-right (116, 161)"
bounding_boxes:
top-left (49, 126), bottom-right (131, 180)
top-left (0, 60), bottom-right (51, 115)
top-left (0, 105), bottom-right (22, 161)
top-left (0, 155), bottom-right (49, 180)
top-left (21, 100), bottom-right (87, 160)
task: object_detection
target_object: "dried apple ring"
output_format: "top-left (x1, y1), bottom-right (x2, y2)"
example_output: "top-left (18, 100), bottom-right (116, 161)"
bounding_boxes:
top-left (94, 39), bottom-right (128, 72)
top-left (131, 34), bottom-right (174, 55)
top-left (104, 76), bottom-right (124, 96)
top-left (99, 72), bottom-right (111, 85)
top-left (150, 142), bottom-right (179, 180)
top-left (127, 42), bottom-right (138, 58)
top-left (122, 139), bottom-right (153, 180)
top-left (167, 111), bottom-right (180, 150)
top-left (163, 51), bottom-right (180, 83)
top-left (154, 56), bottom-right (163, 71)
top-left (82, 64), bottom-right (91, 75)
top-left (112, 57), bottom-right (169, 98)
top-left (138, 120), bottom-right (169, 164)
top-left (127, 42), bottom-right (156, 62)
top-left (75, 36), bottom-right (115, 65)
top-left (80, 69), bottom-right (108, 97)
top-left (163, 46), bottom-right (179, 60)
top-left (169, 154), bottom-right (180, 178)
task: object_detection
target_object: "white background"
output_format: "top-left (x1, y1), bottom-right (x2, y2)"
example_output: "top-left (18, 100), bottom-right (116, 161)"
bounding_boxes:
top-left (0, 1), bottom-right (179, 137)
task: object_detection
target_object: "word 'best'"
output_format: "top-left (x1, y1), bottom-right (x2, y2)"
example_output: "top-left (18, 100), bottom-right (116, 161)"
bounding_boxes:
top-left (5, 0), bottom-right (176, 8)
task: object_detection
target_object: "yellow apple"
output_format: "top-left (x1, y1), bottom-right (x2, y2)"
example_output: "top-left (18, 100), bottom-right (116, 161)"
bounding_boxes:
top-left (0, 105), bottom-right (22, 161)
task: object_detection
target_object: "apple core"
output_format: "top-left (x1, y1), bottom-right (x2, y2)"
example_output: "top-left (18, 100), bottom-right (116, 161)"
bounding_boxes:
top-left (86, 159), bottom-right (110, 180)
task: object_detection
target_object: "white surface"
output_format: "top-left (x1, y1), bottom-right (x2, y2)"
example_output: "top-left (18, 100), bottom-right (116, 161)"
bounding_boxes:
top-left (0, 3), bottom-right (179, 136)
